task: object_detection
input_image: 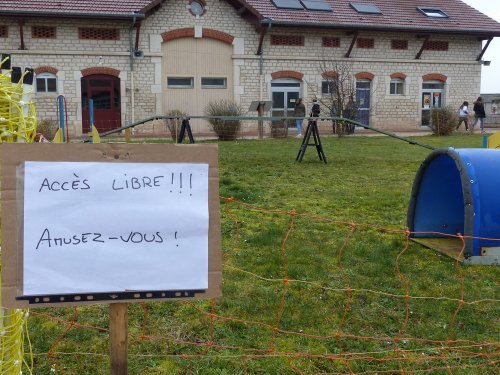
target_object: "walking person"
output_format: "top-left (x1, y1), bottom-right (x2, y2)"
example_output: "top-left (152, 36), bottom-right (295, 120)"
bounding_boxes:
top-left (456, 101), bottom-right (469, 131)
top-left (293, 97), bottom-right (306, 138)
top-left (471, 96), bottom-right (486, 133)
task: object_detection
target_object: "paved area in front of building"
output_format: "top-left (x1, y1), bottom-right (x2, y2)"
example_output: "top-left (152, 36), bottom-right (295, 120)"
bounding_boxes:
top-left (336, 126), bottom-right (499, 138)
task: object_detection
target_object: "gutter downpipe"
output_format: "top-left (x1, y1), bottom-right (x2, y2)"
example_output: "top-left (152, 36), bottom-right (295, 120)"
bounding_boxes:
top-left (129, 14), bottom-right (137, 73)
top-left (258, 19), bottom-right (272, 139)
top-left (128, 13), bottom-right (138, 140)
top-left (257, 18), bottom-right (273, 101)
top-left (258, 19), bottom-right (272, 101)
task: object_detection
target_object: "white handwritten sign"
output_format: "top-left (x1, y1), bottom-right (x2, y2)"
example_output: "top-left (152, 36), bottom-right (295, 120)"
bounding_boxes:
top-left (23, 161), bottom-right (209, 296)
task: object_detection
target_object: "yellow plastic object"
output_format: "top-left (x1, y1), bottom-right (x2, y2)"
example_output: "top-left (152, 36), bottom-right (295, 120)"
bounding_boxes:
top-left (91, 124), bottom-right (101, 144)
top-left (0, 57), bottom-right (37, 143)
top-left (53, 128), bottom-right (63, 143)
top-left (0, 55), bottom-right (35, 374)
top-left (487, 131), bottom-right (500, 149)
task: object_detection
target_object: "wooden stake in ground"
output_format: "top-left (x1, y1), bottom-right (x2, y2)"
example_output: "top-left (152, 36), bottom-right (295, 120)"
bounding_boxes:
top-left (110, 303), bottom-right (128, 375)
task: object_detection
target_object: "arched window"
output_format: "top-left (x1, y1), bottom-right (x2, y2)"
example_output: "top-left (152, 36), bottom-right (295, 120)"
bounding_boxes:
top-left (36, 72), bottom-right (57, 93)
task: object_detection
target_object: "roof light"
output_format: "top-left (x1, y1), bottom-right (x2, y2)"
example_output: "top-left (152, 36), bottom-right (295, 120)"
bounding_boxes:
top-left (350, 2), bottom-right (382, 15)
top-left (300, 0), bottom-right (332, 12)
top-left (271, 0), bottom-right (333, 12)
top-left (417, 7), bottom-right (449, 18)
top-left (271, 0), bottom-right (304, 10)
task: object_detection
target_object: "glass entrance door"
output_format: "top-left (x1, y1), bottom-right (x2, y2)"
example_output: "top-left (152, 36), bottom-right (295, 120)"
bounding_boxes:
top-left (421, 82), bottom-right (444, 126)
top-left (271, 80), bottom-right (301, 136)
top-left (356, 80), bottom-right (371, 126)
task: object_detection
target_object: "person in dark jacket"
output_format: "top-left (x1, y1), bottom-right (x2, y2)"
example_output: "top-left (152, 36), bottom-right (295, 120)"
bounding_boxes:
top-left (471, 96), bottom-right (486, 133)
top-left (310, 99), bottom-right (321, 119)
top-left (293, 98), bottom-right (306, 137)
top-left (343, 95), bottom-right (357, 134)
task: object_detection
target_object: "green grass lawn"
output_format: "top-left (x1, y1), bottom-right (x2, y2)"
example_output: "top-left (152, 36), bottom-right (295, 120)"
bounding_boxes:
top-left (27, 134), bottom-right (499, 374)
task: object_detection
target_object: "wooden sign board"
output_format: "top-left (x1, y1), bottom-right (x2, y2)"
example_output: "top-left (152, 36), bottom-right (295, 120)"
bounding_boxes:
top-left (248, 101), bottom-right (272, 112)
top-left (1, 143), bottom-right (221, 308)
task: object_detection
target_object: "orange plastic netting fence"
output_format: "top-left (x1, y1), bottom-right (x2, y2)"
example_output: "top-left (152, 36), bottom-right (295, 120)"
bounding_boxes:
top-left (25, 197), bottom-right (499, 374)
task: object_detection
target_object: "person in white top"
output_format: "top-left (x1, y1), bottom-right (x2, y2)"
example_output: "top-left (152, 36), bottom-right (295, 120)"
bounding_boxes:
top-left (456, 101), bottom-right (469, 131)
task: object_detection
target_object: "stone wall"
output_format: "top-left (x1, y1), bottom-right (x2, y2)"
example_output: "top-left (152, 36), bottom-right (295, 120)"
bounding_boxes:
top-left (482, 94), bottom-right (500, 126)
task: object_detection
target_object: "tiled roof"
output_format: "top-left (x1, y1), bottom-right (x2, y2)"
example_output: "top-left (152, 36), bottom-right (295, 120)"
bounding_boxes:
top-left (0, 0), bottom-right (499, 36)
top-left (0, 0), bottom-right (157, 19)
top-left (242, 0), bottom-right (500, 36)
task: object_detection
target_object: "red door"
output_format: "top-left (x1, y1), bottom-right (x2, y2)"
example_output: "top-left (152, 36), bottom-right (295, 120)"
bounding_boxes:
top-left (82, 74), bottom-right (121, 133)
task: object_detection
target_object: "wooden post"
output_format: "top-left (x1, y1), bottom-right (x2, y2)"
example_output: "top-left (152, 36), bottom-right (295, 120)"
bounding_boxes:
top-left (124, 128), bottom-right (131, 143)
top-left (257, 103), bottom-right (264, 139)
top-left (110, 303), bottom-right (128, 375)
top-left (175, 118), bottom-right (179, 142)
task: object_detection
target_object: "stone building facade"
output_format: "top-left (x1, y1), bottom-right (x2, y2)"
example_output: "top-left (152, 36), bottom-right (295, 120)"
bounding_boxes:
top-left (482, 94), bottom-right (500, 126)
top-left (1, 0), bottom-right (499, 137)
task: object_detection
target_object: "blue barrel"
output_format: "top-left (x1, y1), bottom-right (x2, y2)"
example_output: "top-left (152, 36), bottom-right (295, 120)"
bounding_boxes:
top-left (407, 148), bottom-right (500, 257)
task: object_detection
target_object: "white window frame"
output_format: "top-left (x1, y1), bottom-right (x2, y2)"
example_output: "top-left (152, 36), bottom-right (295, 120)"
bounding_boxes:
top-left (36, 72), bottom-right (58, 94)
top-left (390, 78), bottom-right (405, 95)
top-left (270, 78), bottom-right (302, 114)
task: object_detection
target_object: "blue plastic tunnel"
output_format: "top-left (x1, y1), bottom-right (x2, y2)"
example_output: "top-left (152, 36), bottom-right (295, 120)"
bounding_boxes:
top-left (407, 148), bottom-right (500, 258)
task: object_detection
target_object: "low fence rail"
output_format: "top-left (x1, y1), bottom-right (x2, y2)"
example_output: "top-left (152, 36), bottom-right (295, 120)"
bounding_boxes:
top-left (96, 115), bottom-right (434, 150)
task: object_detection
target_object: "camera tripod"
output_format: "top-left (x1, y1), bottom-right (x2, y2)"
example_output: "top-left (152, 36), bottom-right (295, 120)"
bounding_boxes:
top-left (295, 119), bottom-right (327, 164)
top-left (177, 117), bottom-right (195, 144)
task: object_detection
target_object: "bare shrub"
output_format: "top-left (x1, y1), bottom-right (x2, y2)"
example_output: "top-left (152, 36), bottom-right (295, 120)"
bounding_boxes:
top-left (270, 119), bottom-right (289, 138)
top-left (36, 118), bottom-right (59, 141)
top-left (164, 110), bottom-right (187, 141)
top-left (204, 100), bottom-right (242, 140)
top-left (430, 107), bottom-right (458, 136)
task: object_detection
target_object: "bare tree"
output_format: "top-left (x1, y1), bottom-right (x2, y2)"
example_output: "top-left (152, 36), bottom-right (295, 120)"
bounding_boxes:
top-left (315, 59), bottom-right (357, 136)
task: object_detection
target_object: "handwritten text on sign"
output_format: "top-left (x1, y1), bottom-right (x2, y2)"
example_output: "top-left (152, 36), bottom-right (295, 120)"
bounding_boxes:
top-left (23, 161), bottom-right (209, 296)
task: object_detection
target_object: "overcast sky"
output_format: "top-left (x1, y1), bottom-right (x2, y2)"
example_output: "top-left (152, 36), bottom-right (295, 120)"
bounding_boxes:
top-left (461, 0), bottom-right (500, 93)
